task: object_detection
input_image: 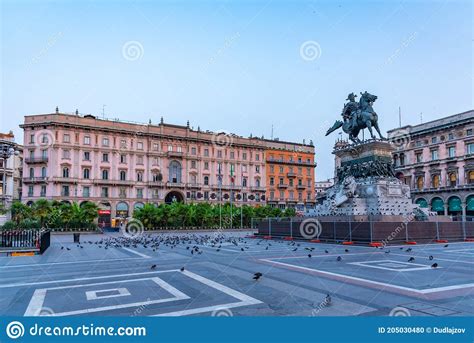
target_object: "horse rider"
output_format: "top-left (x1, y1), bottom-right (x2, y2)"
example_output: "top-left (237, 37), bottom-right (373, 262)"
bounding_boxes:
top-left (341, 92), bottom-right (359, 130)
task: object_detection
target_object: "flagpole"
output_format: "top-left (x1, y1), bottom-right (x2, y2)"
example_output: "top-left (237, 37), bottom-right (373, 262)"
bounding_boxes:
top-left (230, 164), bottom-right (233, 229)
top-left (218, 163), bottom-right (222, 230)
top-left (240, 165), bottom-right (243, 229)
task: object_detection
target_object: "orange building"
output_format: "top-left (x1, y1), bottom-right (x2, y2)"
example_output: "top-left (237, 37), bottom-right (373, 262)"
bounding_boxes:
top-left (263, 140), bottom-right (316, 209)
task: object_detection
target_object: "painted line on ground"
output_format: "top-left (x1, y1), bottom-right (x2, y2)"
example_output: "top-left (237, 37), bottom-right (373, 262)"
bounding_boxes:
top-left (121, 247), bottom-right (151, 258)
top-left (0, 256), bottom-right (147, 269)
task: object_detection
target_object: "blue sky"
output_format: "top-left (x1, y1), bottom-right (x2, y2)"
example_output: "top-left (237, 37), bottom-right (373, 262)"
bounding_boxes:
top-left (1, 0), bottom-right (472, 180)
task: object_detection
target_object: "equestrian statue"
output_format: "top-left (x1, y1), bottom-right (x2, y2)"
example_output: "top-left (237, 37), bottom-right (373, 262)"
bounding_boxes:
top-left (326, 91), bottom-right (385, 143)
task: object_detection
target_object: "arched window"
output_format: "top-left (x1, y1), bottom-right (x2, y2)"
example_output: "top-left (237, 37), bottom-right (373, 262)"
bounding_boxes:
top-left (63, 167), bottom-right (69, 178)
top-left (432, 174), bottom-right (440, 188)
top-left (203, 176), bottom-right (209, 185)
top-left (416, 176), bottom-right (424, 190)
top-left (242, 178), bottom-right (247, 187)
top-left (83, 168), bottom-right (90, 179)
top-left (120, 170), bottom-right (126, 181)
top-left (137, 171), bottom-right (143, 182)
top-left (102, 169), bottom-right (108, 180)
top-left (255, 178), bottom-right (260, 187)
top-left (29, 167), bottom-right (34, 178)
top-left (41, 167), bottom-right (47, 178)
top-left (169, 160), bottom-right (182, 183)
top-left (399, 153), bottom-right (405, 166)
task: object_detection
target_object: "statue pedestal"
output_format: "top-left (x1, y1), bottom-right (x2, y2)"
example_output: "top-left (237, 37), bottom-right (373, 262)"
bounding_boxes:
top-left (314, 139), bottom-right (426, 218)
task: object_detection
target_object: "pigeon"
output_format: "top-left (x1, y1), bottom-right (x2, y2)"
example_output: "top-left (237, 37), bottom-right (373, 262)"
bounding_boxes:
top-left (385, 250), bottom-right (390, 254)
top-left (241, 248), bottom-right (245, 252)
top-left (292, 248), bottom-right (298, 252)
top-left (406, 248), bottom-right (412, 252)
top-left (429, 255), bottom-right (434, 260)
top-left (444, 244), bottom-right (449, 248)
top-left (325, 294), bottom-right (332, 306)
top-left (66, 247), bottom-right (70, 251)
top-left (336, 256), bottom-right (342, 261)
top-left (408, 257), bottom-right (415, 262)
top-left (325, 250), bottom-right (329, 254)
top-left (180, 267), bottom-right (185, 272)
top-left (61, 246), bottom-right (64, 250)
top-left (253, 272), bottom-right (263, 281)
top-left (344, 249), bottom-right (349, 253)
top-left (308, 254), bottom-right (312, 258)
top-left (431, 263), bottom-right (438, 268)
top-left (150, 264), bottom-right (157, 269)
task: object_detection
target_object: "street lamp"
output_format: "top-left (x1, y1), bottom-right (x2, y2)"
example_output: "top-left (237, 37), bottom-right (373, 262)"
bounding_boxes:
top-left (0, 142), bottom-right (20, 209)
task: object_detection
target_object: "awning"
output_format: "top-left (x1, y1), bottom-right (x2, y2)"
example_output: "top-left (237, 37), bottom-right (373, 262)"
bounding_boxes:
top-left (415, 198), bottom-right (428, 208)
top-left (431, 198), bottom-right (444, 212)
top-left (467, 196), bottom-right (474, 211)
top-left (448, 197), bottom-right (462, 212)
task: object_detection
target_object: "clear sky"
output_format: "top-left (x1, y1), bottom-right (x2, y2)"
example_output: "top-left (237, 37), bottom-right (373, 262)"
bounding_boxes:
top-left (1, 0), bottom-right (472, 180)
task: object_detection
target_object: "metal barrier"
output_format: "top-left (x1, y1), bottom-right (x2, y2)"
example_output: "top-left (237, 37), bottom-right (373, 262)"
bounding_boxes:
top-left (254, 217), bottom-right (474, 244)
top-left (0, 229), bottom-right (51, 253)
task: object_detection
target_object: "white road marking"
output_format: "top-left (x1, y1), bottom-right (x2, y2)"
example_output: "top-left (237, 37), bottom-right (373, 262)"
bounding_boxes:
top-left (0, 256), bottom-right (146, 269)
top-left (25, 276), bottom-right (189, 316)
top-left (121, 247), bottom-right (150, 258)
top-left (86, 287), bottom-right (131, 300)
top-left (348, 260), bottom-right (436, 272)
top-left (261, 258), bottom-right (474, 295)
top-left (0, 270), bottom-right (178, 289)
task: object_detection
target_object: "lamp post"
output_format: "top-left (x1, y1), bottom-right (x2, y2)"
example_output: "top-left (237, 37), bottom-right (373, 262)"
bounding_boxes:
top-left (0, 141), bottom-right (19, 209)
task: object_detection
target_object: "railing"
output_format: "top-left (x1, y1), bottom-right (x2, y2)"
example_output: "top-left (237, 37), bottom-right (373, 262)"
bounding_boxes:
top-left (0, 229), bottom-right (50, 254)
top-left (25, 157), bottom-right (48, 164)
top-left (23, 177), bottom-right (48, 183)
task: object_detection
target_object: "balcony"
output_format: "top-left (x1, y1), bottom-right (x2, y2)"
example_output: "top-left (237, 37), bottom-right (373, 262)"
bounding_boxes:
top-left (251, 186), bottom-right (266, 192)
top-left (287, 172), bottom-right (296, 178)
top-left (147, 181), bottom-right (164, 188)
top-left (25, 157), bottom-right (48, 164)
top-left (166, 181), bottom-right (185, 188)
top-left (23, 177), bottom-right (48, 184)
top-left (186, 183), bottom-right (201, 189)
top-left (167, 151), bottom-right (183, 158)
top-left (277, 183), bottom-right (288, 189)
top-left (296, 184), bottom-right (306, 189)
top-left (52, 177), bottom-right (78, 184)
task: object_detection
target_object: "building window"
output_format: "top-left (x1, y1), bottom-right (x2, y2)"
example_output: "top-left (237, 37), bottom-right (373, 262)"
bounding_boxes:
top-left (169, 160), bottom-right (182, 183)
top-left (120, 170), bottom-right (126, 181)
top-left (416, 152), bottom-right (423, 163)
top-left (431, 136), bottom-right (437, 144)
top-left (469, 171), bottom-right (474, 184)
top-left (137, 171), bottom-right (143, 182)
top-left (191, 160), bottom-right (196, 169)
top-left (119, 188), bottom-right (126, 198)
top-left (102, 137), bottom-right (109, 147)
top-left (62, 167), bottom-right (69, 178)
top-left (255, 165), bottom-right (260, 173)
top-left (448, 146), bottom-right (456, 158)
top-left (255, 154), bottom-right (260, 161)
top-left (102, 169), bottom-right (109, 180)
top-left (83, 168), bottom-right (90, 179)
top-left (448, 173), bottom-right (457, 187)
top-left (177, 146), bottom-right (182, 152)
top-left (243, 178), bottom-right (247, 187)
top-left (84, 151), bottom-right (90, 161)
top-left (204, 148), bottom-right (209, 157)
top-left (416, 176), bottom-right (424, 190)
top-left (83, 186), bottom-right (90, 197)
top-left (101, 187), bottom-right (109, 197)
top-left (137, 188), bottom-right (143, 198)
top-left (431, 150), bottom-right (438, 161)
top-left (137, 142), bottom-right (144, 150)
top-left (191, 147), bottom-right (197, 155)
top-left (399, 153), bottom-right (405, 166)
top-left (242, 152), bottom-right (247, 160)
top-left (63, 134), bottom-right (70, 143)
top-left (41, 167), bottom-right (47, 178)
top-left (63, 150), bottom-right (70, 159)
top-left (204, 161), bottom-right (209, 170)
top-left (84, 136), bottom-right (91, 145)
top-left (204, 191), bottom-right (209, 200)
top-left (467, 143), bottom-right (474, 155)
top-left (448, 133), bottom-right (454, 140)
top-left (467, 129), bottom-right (473, 136)
top-left (137, 156), bottom-right (144, 165)
top-left (120, 154), bottom-right (126, 163)
top-left (230, 151), bottom-right (235, 159)
top-left (153, 143), bottom-right (159, 151)
top-left (432, 174), bottom-right (440, 188)
top-left (40, 185), bottom-right (46, 197)
top-left (30, 134), bottom-right (35, 144)
top-left (203, 176), bottom-right (209, 185)
top-left (255, 178), bottom-right (260, 187)
top-left (62, 185), bottom-right (70, 197)
top-left (120, 139), bottom-right (127, 149)
top-left (28, 185), bottom-right (34, 197)
top-left (217, 150), bottom-right (222, 158)
top-left (102, 153), bottom-right (109, 162)
top-left (29, 167), bottom-right (34, 179)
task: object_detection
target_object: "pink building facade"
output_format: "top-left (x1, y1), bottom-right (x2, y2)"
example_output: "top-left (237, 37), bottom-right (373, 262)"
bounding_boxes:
top-left (20, 111), bottom-right (271, 225)
top-left (387, 110), bottom-right (474, 220)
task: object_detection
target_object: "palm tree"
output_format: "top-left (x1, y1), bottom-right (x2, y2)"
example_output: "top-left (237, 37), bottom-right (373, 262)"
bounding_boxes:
top-left (33, 199), bottom-right (51, 227)
top-left (10, 201), bottom-right (31, 226)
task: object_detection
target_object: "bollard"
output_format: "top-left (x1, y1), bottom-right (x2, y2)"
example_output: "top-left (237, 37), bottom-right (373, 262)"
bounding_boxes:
top-left (73, 233), bottom-right (80, 243)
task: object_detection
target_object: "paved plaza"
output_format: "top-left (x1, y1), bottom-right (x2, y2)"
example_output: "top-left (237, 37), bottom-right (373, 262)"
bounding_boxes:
top-left (0, 231), bottom-right (473, 317)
